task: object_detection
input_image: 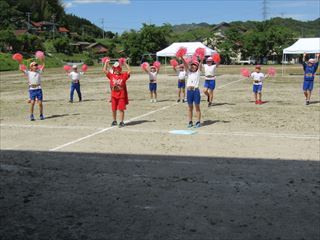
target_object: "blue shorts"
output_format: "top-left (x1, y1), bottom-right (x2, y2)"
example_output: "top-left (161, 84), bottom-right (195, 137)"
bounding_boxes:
top-left (204, 80), bottom-right (216, 90)
top-left (149, 82), bottom-right (157, 92)
top-left (187, 88), bottom-right (201, 105)
top-left (303, 80), bottom-right (314, 91)
top-left (178, 80), bottom-right (186, 89)
top-left (253, 85), bottom-right (262, 93)
top-left (29, 89), bottom-right (43, 101)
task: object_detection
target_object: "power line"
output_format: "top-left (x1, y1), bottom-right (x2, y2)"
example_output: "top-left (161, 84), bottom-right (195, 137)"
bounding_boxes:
top-left (262, 0), bottom-right (268, 20)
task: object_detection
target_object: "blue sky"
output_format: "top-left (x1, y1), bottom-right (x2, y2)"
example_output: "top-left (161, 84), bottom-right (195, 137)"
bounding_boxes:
top-left (63, 0), bottom-right (320, 33)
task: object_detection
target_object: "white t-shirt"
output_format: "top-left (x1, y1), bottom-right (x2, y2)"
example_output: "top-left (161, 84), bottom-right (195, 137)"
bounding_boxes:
top-left (148, 71), bottom-right (157, 82)
top-left (24, 70), bottom-right (42, 90)
top-left (186, 70), bottom-right (201, 88)
top-left (178, 70), bottom-right (186, 80)
top-left (68, 71), bottom-right (83, 82)
top-left (204, 64), bottom-right (217, 80)
top-left (251, 72), bottom-right (265, 85)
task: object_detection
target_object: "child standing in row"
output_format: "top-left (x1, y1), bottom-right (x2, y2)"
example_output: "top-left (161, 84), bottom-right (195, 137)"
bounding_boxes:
top-left (103, 60), bottom-right (131, 127)
top-left (202, 57), bottom-right (219, 107)
top-left (302, 53), bottom-right (319, 105)
top-left (173, 64), bottom-right (186, 103)
top-left (19, 61), bottom-right (45, 121)
top-left (67, 65), bottom-right (83, 103)
top-left (180, 57), bottom-right (203, 128)
top-left (143, 65), bottom-right (158, 103)
top-left (250, 65), bottom-right (267, 104)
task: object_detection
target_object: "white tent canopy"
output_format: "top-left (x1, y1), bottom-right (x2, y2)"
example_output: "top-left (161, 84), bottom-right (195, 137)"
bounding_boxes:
top-left (282, 38), bottom-right (320, 75)
top-left (283, 38), bottom-right (320, 54)
top-left (156, 42), bottom-right (216, 57)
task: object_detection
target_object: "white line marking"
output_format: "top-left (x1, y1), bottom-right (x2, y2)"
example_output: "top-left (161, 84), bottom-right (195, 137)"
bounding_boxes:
top-left (0, 124), bottom-right (102, 130)
top-left (49, 103), bottom-right (177, 151)
top-left (217, 78), bottom-right (246, 89)
top-left (118, 128), bottom-right (319, 140)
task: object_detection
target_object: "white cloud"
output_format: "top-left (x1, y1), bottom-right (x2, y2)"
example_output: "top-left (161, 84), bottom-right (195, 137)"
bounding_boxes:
top-left (63, 2), bottom-right (73, 8)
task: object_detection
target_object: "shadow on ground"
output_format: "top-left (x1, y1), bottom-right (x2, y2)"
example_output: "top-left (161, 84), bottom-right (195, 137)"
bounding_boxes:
top-left (0, 150), bottom-right (319, 240)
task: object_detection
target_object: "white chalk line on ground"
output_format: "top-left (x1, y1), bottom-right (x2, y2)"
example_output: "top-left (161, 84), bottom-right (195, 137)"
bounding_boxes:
top-left (117, 128), bottom-right (320, 140)
top-left (49, 103), bottom-right (178, 151)
top-left (217, 77), bottom-right (246, 89)
top-left (2, 123), bottom-right (319, 140)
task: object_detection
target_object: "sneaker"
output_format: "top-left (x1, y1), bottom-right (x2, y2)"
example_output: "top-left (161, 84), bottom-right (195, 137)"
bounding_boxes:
top-left (255, 100), bottom-right (259, 104)
top-left (258, 100), bottom-right (263, 105)
top-left (30, 114), bottom-right (35, 121)
top-left (188, 121), bottom-right (193, 128)
top-left (182, 99), bottom-right (186, 103)
top-left (69, 100), bottom-right (73, 103)
top-left (111, 120), bottom-right (117, 126)
top-left (40, 114), bottom-right (45, 120)
top-left (194, 121), bottom-right (201, 128)
top-left (177, 99), bottom-right (181, 103)
top-left (150, 99), bottom-right (153, 103)
top-left (119, 122), bottom-right (125, 128)
top-left (208, 102), bottom-right (212, 107)
top-left (306, 101), bottom-right (310, 105)
top-left (154, 99), bottom-right (157, 103)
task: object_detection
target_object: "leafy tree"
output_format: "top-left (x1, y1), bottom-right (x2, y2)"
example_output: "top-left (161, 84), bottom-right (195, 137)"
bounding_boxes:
top-left (52, 37), bottom-right (70, 54)
top-left (0, 30), bottom-right (21, 52)
top-left (18, 34), bottom-right (44, 52)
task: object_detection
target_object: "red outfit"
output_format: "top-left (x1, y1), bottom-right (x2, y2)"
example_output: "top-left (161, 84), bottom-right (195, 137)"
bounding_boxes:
top-left (106, 71), bottom-right (130, 111)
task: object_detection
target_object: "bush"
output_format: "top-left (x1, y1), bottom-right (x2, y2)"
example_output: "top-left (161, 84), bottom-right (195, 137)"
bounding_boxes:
top-left (84, 58), bottom-right (94, 66)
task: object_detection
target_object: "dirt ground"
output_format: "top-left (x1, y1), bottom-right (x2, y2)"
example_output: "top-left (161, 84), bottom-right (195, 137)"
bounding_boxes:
top-left (0, 65), bottom-right (319, 239)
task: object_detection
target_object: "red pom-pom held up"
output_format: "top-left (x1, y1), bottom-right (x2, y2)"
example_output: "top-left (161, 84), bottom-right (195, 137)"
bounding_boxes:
top-left (102, 57), bottom-right (110, 64)
top-left (195, 48), bottom-right (205, 60)
top-left (175, 47), bottom-right (187, 58)
top-left (170, 59), bottom-right (178, 68)
top-left (19, 64), bottom-right (27, 71)
top-left (35, 51), bottom-right (45, 60)
top-left (118, 58), bottom-right (126, 66)
top-left (81, 64), bottom-right (88, 72)
top-left (153, 61), bottom-right (161, 70)
top-left (63, 65), bottom-right (71, 71)
top-left (141, 62), bottom-right (149, 71)
top-left (12, 53), bottom-right (23, 63)
top-left (267, 67), bottom-right (276, 77)
top-left (241, 68), bottom-right (250, 77)
top-left (212, 53), bottom-right (221, 63)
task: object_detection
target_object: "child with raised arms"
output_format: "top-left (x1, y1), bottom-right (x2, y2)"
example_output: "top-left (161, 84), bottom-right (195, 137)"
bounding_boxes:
top-left (143, 65), bottom-right (158, 103)
top-left (180, 57), bottom-right (203, 128)
top-left (19, 61), bottom-right (45, 121)
top-left (103, 60), bottom-right (131, 127)
top-left (302, 53), bottom-right (319, 105)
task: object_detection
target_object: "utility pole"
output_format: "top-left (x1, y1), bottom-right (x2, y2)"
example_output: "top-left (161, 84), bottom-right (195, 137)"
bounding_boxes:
top-left (26, 12), bottom-right (31, 30)
top-left (51, 15), bottom-right (56, 39)
top-left (100, 18), bottom-right (105, 39)
top-left (262, 0), bottom-right (268, 21)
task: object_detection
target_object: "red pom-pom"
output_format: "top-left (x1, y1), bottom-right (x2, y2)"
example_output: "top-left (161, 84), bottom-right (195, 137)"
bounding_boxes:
top-left (141, 62), bottom-right (149, 71)
top-left (195, 47), bottom-right (205, 60)
top-left (19, 64), bottom-right (27, 71)
top-left (267, 67), bottom-right (276, 77)
top-left (81, 64), bottom-right (88, 72)
top-left (38, 65), bottom-right (44, 70)
top-left (12, 53), bottom-right (23, 63)
top-left (63, 65), bottom-right (71, 71)
top-left (118, 57), bottom-right (126, 66)
top-left (241, 68), bottom-right (250, 77)
top-left (170, 59), bottom-right (178, 68)
top-left (102, 57), bottom-right (110, 64)
top-left (153, 61), bottom-right (161, 69)
top-left (212, 53), bottom-right (221, 63)
top-left (35, 51), bottom-right (45, 60)
top-left (175, 47), bottom-right (187, 58)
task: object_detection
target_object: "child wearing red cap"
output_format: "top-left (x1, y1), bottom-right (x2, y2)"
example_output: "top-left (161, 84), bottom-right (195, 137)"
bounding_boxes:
top-left (103, 60), bottom-right (131, 127)
top-left (19, 60), bottom-right (45, 121)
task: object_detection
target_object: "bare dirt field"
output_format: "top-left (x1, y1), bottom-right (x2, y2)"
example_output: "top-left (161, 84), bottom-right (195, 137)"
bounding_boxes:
top-left (1, 65), bottom-right (319, 239)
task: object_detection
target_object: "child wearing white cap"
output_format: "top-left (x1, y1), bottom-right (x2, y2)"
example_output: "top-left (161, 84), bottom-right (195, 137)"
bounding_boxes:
top-left (67, 65), bottom-right (83, 103)
top-left (143, 65), bottom-right (158, 103)
top-left (202, 56), bottom-right (219, 107)
top-left (302, 53), bottom-right (319, 105)
top-left (19, 60), bottom-right (45, 121)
